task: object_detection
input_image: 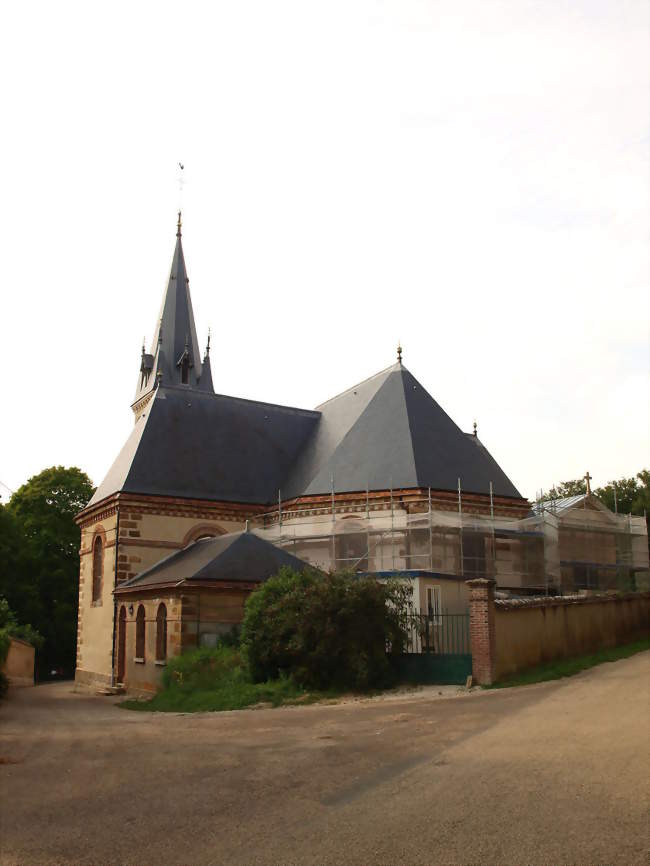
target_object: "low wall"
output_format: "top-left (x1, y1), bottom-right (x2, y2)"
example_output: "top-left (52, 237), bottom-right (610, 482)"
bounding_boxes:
top-left (2, 638), bottom-right (35, 686)
top-left (494, 593), bottom-right (650, 680)
top-left (466, 579), bottom-right (650, 685)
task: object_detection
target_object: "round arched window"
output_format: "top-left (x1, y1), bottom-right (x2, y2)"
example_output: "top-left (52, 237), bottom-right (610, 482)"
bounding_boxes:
top-left (156, 603), bottom-right (167, 661)
top-left (135, 605), bottom-right (146, 660)
top-left (92, 536), bottom-right (103, 603)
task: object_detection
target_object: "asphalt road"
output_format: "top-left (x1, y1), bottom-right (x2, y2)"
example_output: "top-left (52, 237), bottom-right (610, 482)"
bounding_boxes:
top-left (1, 653), bottom-right (649, 866)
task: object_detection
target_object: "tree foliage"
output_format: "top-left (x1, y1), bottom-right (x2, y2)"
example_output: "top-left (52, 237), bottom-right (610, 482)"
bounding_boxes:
top-left (241, 567), bottom-right (412, 691)
top-left (0, 597), bottom-right (43, 662)
top-left (0, 467), bottom-right (94, 678)
top-left (542, 470), bottom-right (649, 516)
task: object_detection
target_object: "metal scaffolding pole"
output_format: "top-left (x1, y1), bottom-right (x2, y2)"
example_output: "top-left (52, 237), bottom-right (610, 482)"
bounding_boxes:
top-left (458, 477), bottom-right (464, 577)
top-left (428, 487), bottom-right (433, 572)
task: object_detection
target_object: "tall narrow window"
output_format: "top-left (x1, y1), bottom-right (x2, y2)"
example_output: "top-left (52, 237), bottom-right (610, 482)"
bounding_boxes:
top-left (92, 536), bottom-right (103, 603)
top-left (181, 355), bottom-right (190, 384)
top-left (135, 605), bottom-right (146, 660)
top-left (156, 603), bottom-right (167, 661)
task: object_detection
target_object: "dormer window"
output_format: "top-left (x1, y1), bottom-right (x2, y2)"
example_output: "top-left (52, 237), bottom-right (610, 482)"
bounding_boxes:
top-left (176, 345), bottom-right (192, 385)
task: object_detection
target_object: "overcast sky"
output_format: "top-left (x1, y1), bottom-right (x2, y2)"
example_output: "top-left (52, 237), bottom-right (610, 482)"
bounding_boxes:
top-left (1, 0), bottom-right (648, 503)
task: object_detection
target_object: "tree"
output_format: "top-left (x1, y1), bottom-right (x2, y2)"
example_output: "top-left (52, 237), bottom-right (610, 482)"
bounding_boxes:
top-left (541, 479), bottom-right (587, 501)
top-left (3, 467), bottom-right (94, 678)
top-left (542, 470), bottom-right (649, 516)
top-left (241, 567), bottom-right (413, 690)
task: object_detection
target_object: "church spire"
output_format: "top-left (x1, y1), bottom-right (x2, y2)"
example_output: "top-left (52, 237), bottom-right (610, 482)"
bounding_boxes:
top-left (132, 214), bottom-right (214, 411)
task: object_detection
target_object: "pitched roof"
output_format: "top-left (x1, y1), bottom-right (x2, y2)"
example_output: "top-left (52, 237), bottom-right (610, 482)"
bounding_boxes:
top-left (89, 362), bottom-right (522, 507)
top-left (88, 385), bottom-right (319, 507)
top-left (88, 222), bottom-right (524, 511)
top-left (116, 530), bottom-right (312, 591)
top-left (283, 363), bottom-right (521, 499)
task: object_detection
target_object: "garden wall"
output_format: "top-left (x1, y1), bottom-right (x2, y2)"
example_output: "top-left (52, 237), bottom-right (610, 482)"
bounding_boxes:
top-left (466, 579), bottom-right (649, 685)
top-left (2, 637), bottom-right (35, 686)
top-left (494, 593), bottom-right (649, 680)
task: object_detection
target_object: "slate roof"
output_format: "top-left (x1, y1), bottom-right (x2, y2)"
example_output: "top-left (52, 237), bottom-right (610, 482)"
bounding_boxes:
top-left (133, 223), bottom-right (212, 406)
top-left (282, 363), bottom-right (521, 500)
top-left (89, 386), bottom-right (319, 506)
top-left (87, 221), bottom-right (524, 510)
top-left (116, 530), bottom-right (312, 591)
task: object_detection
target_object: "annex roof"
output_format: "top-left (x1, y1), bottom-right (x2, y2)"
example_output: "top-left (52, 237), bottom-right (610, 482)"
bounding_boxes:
top-left (116, 530), bottom-right (312, 590)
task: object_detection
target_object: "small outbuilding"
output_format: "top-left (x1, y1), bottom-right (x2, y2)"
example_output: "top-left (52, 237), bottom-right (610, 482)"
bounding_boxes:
top-left (112, 529), bottom-right (311, 694)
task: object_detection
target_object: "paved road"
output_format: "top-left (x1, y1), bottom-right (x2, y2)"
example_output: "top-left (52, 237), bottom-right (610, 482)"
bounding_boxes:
top-left (1, 653), bottom-right (649, 866)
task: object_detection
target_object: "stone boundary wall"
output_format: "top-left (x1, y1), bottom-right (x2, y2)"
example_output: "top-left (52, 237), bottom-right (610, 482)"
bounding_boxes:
top-left (467, 579), bottom-right (650, 685)
top-left (1, 638), bottom-right (35, 687)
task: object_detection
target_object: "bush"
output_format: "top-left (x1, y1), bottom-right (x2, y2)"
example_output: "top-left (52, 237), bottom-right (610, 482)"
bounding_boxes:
top-left (122, 645), bottom-right (314, 713)
top-left (161, 645), bottom-right (242, 691)
top-left (0, 597), bottom-right (43, 666)
top-left (241, 568), bottom-right (412, 691)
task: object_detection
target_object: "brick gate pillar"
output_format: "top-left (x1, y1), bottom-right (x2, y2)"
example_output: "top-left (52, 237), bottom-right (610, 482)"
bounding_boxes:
top-left (466, 578), bottom-right (496, 685)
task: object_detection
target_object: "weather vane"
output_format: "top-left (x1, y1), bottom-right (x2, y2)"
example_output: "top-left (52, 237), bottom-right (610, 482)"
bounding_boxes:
top-left (177, 161), bottom-right (185, 210)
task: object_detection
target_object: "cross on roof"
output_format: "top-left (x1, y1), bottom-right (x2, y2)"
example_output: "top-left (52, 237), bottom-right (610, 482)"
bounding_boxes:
top-left (584, 471), bottom-right (592, 495)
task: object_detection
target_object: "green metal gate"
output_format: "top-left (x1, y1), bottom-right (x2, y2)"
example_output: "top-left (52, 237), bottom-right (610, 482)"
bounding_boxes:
top-left (393, 611), bottom-right (472, 685)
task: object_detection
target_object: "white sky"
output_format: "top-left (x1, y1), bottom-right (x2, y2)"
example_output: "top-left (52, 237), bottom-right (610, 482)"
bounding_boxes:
top-left (1, 0), bottom-right (648, 502)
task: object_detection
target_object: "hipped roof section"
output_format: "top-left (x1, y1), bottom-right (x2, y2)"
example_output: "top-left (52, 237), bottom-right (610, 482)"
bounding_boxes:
top-left (115, 530), bottom-right (313, 591)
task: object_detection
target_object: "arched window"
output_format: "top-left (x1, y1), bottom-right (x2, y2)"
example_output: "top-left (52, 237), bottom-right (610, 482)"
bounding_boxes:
top-left (135, 605), bottom-right (146, 660)
top-left (92, 536), bottom-right (103, 603)
top-left (181, 355), bottom-right (190, 384)
top-left (156, 603), bottom-right (167, 661)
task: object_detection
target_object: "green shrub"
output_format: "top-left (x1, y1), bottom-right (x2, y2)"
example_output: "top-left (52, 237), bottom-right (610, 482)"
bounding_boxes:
top-left (0, 597), bottom-right (43, 667)
top-left (161, 645), bottom-right (242, 691)
top-left (122, 645), bottom-right (316, 713)
top-left (241, 568), bottom-right (412, 691)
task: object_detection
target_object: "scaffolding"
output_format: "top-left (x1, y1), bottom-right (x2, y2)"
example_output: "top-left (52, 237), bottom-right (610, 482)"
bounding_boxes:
top-left (249, 489), bottom-right (649, 596)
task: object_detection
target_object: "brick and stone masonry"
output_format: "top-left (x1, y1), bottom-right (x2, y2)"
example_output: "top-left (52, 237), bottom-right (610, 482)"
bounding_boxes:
top-left (466, 578), bottom-right (497, 686)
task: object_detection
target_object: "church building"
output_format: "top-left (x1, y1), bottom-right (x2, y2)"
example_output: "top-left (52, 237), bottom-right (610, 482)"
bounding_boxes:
top-left (75, 215), bottom-right (648, 694)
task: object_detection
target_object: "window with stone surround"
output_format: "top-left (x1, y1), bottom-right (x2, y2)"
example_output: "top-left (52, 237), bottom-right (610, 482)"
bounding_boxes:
top-left (92, 536), bottom-right (103, 603)
top-left (135, 605), bottom-right (146, 660)
top-left (156, 603), bottom-right (167, 661)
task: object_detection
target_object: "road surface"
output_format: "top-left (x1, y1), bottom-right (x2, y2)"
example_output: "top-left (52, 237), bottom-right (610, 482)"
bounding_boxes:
top-left (1, 653), bottom-right (649, 865)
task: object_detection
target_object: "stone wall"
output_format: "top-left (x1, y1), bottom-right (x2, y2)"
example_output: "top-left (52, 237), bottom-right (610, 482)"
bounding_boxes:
top-left (76, 510), bottom-right (119, 687)
top-left (1, 638), bottom-right (35, 686)
top-left (468, 579), bottom-right (649, 685)
top-left (75, 493), bottom-right (248, 691)
top-left (493, 593), bottom-right (650, 680)
top-left (113, 595), bottom-right (182, 696)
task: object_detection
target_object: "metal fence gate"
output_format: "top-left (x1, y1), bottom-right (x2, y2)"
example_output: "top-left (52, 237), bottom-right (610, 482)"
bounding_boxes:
top-left (393, 610), bottom-right (472, 685)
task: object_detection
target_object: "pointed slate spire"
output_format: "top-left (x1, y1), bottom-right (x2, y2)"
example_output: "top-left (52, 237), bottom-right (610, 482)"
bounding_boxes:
top-left (133, 213), bottom-right (214, 406)
top-left (196, 329), bottom-right (214, 393)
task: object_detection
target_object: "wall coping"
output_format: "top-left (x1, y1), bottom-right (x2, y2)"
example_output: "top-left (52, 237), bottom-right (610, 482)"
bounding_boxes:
top-left (495, 591), bottom-right (650, 611)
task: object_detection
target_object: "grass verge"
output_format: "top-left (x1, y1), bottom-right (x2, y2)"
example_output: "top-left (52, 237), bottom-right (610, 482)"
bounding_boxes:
top-left (489, 637), bottom-right (650, 689)
top-left (119, 646), bottom-right (337, 713)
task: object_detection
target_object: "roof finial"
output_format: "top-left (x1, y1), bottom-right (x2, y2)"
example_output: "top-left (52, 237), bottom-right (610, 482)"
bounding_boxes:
top-left (473, 420), bottom-right (477, 437)
top-left (584, 470), bottom-right (592, 495)
top-left (205, 328), bottom-right (211, 358)
top-left (397, 341), bottom-right (402, 365)
top-left (141, 337), bottom-right (146, 357)
top-left (176, 210), bottom-right (182, 238)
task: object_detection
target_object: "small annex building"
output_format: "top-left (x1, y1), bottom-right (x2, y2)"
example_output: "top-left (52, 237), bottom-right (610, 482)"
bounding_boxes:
top-left (74, 214), bottom-right (649, 694)
top-left (113, 529), bottom-right (313, 693)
